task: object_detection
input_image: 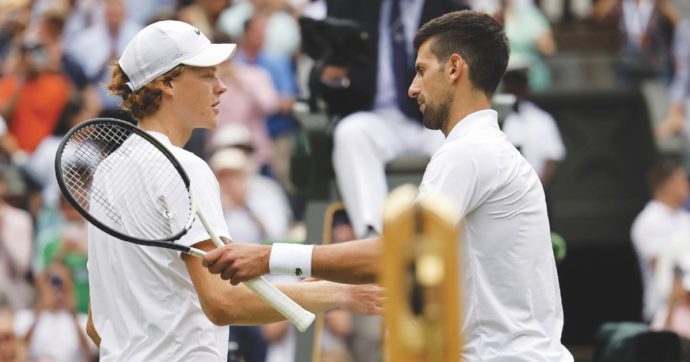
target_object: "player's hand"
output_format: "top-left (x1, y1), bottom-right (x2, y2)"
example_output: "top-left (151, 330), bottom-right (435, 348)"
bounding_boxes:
top-left (202, 243), bottom-right (271, 285)
top-left (343, 284), bottom-right (385, 315)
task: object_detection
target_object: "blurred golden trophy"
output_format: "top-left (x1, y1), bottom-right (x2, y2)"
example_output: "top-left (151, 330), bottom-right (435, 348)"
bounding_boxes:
top-left (381, 185), bottom-right (462, 362)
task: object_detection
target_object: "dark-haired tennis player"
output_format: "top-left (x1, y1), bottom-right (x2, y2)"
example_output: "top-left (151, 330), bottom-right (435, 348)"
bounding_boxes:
top-left (85, 20), bottom-right (380, 361)
top-left (203, 11), bottom-right (572, 361)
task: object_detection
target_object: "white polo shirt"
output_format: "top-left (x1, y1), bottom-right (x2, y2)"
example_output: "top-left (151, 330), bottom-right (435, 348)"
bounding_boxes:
top-left (502, 101), bottom-right (566, 178)
top-left (88, 132), bottom-right (231, 362)
top-left (631, 200), bottom-right (690, 321)
top-left (419, 110), bottom-right (572, 361)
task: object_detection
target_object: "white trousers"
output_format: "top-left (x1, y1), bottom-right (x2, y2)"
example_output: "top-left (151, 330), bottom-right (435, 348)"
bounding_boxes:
top-left (332, 109), bottom-right (444, 237)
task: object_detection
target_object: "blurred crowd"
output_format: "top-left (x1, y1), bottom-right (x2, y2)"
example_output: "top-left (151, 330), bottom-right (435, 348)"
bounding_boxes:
top-left (0, 0), bottom-right (689, 361)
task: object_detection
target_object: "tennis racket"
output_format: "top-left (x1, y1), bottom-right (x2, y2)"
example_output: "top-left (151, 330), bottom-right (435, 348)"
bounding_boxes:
top-left (55, 118), bottom-right (315, 332)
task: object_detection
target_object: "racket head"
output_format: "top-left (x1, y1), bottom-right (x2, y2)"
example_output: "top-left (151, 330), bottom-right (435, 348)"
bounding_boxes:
top-left (55, 118), bottom-right (195, 252)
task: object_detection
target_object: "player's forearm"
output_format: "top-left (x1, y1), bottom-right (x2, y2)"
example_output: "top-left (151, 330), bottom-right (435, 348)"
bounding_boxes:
top-left (311, 238), bottom-right (381, 284)
top-left (206, 280), bottom-right (350, 325)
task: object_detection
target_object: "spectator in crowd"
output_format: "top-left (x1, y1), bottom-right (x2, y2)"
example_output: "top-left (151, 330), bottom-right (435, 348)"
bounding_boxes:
top-left (178, 0), bottom-right (231, 39)
top-left (594, 0), bottom-right (677, 87)
top-left (0, 169), bottom-right (33, 310)
top-left (317, 208), bottom-right (354, 362)
top-left (210, 147), bottom-right (292, 246)
top-left (23, 93), bottom-right (86, 208)
top-left (13, 262), bottom-right (95, 362)
top-left (67, 0), bottom-right (140, 120)
top-left (538, 0), bottom-right (593, 23)
top-left (213, 35), bottom-right (279, 169)
top-left (652, 260), bottom-right (690, 340)
top-left (657, 18), bottom-right (690, 141)
top-left (0, 299), bottom-right (24, 362)
top-left (209, 147), bottom-right (295, 362)
top-left (498, 0), bottom-right (557, 92)
top-left (33, 195), bottom-right (89, 315)
top-left (0, 38), bottom-right (70, 156)
top-left (0, 1), bottom-right (30, 67)
top-left (35, 8), bottom-right (101, 119)
top-left (501, 68), bottom-right (566, 188)
top-left (317, 0), bottom-right (466, 238)
top-left (219, 0), bottom-right (302, 58)
top-left (233, 11), bottom-right (302, 216)
top-left (631, 157), bottom-right (690, 322)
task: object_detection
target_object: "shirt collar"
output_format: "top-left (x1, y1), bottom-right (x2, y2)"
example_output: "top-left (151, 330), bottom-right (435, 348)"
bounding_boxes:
top-left (146, 131), bottom-right (173, 146)
top-left (446, 109), bottom-right (499, 142)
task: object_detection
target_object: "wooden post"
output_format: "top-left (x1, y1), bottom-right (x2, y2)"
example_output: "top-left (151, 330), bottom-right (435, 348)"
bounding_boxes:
top-left (381, 185), bottom-right (462, 362)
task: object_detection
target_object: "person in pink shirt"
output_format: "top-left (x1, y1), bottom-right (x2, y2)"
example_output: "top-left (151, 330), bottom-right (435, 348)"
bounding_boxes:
top-left (211, 50), bottom-right (279, 169)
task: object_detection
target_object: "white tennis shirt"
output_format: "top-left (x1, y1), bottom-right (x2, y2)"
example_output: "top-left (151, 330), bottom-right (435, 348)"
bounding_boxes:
top-left (88, 132), bottom-right (231, 361)
top-left (419, 110), bottom-right (572, 361)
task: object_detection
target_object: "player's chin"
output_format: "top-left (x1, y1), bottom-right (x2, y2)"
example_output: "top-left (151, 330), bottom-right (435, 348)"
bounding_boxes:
top-left (201, 114), bottom-right (219, 129)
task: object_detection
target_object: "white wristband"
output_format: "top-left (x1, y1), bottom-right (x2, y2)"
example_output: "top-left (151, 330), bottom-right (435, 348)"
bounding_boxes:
top-left (269, 243), bottom-right (314, 277)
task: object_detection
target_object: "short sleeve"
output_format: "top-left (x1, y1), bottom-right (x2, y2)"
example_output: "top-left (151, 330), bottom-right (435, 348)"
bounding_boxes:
top-left (178, 157), bottom-right (231, 248)
top-left (419, 145), bottom-right (489, 218)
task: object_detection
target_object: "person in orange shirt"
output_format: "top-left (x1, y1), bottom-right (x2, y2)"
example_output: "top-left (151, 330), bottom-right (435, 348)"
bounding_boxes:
top-left (0, 41), bottom-right (69, 154)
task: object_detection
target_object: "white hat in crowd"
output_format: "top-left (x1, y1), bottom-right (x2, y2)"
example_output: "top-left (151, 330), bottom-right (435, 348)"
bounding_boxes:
top-left (210, 124), bottom-right (254, 152)
top-left (209, 148), bottom-right (249, 172)
top-left (119, 20), bottom-right (236, 91)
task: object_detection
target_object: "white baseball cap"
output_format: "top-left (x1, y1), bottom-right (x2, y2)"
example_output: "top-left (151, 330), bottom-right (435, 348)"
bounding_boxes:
top-left (209, 148), bottom-right (249, 172)
top-left (210, 124), bottom-right (254, 152)
top-left (119, 20), bottom-right (237, 91)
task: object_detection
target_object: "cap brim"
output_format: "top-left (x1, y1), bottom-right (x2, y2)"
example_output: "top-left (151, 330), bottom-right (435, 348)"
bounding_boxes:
top-left (182, 43), bottom-right (237, 67)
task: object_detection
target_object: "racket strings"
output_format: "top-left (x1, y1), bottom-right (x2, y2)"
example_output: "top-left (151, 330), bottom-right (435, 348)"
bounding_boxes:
top-left (60, 122), bottom-right (193, 242)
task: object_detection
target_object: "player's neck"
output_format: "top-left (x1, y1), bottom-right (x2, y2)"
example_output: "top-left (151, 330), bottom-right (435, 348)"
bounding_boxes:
top-left (138, 113), bottom-right (193, 147)
top-left (444, 89), bottom-right (491, 136)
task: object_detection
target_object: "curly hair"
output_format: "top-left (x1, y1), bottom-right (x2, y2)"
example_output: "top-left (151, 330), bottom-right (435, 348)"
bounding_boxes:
top-left (107, 61), bottom-right (186, 121)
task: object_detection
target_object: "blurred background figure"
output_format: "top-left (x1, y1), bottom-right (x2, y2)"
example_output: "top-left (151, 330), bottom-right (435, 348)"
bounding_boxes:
top-left (66, 0), bottom-right (140, 120)
top-left (0, 298), bottom-right (25, 362)
top-left (209, 146), bottom-right (294, 362)
top-left (631, 157), bottom-right (690, 322)
top-left (0, 0), bottom-right (31, 67)
top-left (656, 17), bottom-right (690, 150)
top-left (0, 38), bottom-right (69, 159)
top-left (651, 260), bottom-right (690, 340)
top-left (209, 138), bottom-right (293, 243)
top-left (314, 208), bottom-right (354, 362)
top-left (594, 0), bottom-right (677, 88)
top-left (23, 93), bottom-right (87, 208)
top-left (500, 68), bottom-right (566, 188)
top-left (0, 169), bottom-right (33, 311)
top-left (178, 0), bottom-right (231, 39)
top-left (33, 194), bottom-right (90, 315)
top-left (13, 262), bottom-right (95, 362)
top-left (497, 0), bottom-right (558, 92)
top-left (233, 10), bottom-right (302, 217)
top-left (212, 34), bottom-right (279, 169)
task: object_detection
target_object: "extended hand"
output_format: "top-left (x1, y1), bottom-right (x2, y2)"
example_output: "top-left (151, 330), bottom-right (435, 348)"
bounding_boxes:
top-left (344, 284), bottom-right (385, 315)
top-left (202, 243), bottom-right (272, 285)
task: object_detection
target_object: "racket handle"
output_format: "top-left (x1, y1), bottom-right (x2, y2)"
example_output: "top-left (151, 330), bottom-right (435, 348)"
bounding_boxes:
top-left (243, 277), bottom-right (316, 332)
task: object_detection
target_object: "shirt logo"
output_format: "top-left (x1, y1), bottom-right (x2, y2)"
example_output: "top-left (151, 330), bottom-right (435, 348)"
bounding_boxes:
top-left (193, 27), bottom-right (201, 35)
top-left (294, 268), bottom-right (303, 277)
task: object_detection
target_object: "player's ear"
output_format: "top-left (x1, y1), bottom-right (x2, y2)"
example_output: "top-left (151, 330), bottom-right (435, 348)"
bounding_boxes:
top-left (157, 78), bottom-right (175, 96)
top-left (447, 53), bottom-right (464, 83)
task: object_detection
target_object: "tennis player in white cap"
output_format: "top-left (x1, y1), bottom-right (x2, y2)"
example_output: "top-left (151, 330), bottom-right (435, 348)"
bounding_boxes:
top-left (85, 20), bottom-right (381, 361)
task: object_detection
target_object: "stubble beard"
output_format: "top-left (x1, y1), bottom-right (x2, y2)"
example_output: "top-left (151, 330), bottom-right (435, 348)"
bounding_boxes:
top-left (422, 92), bottom-right (452, 132)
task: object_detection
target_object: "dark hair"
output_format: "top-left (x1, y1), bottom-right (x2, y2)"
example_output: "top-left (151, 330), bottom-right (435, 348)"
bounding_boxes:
top-left (647, 155), bottom-right (684, 193)
top-left (107, 61), bottom-right (186, 121)
top-left (413, 10), bottom-right (509, 96)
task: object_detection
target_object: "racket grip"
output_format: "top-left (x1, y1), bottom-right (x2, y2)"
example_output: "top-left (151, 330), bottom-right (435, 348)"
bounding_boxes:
top-left (243, 277), bottom-right (316, 332)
